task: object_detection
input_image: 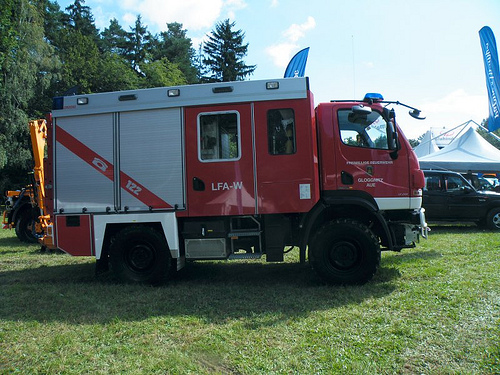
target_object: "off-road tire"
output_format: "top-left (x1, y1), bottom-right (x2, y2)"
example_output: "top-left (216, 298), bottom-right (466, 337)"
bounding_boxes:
top-left (310, 219), bottom-right (380, 285)
top-left (109, 226), bottom-right (171, 284)
top-left (15, 209), bottom-right (38, 243)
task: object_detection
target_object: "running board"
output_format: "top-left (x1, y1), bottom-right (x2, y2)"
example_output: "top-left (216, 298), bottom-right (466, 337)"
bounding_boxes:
top-left (228, 253), bottom-right (262, 260)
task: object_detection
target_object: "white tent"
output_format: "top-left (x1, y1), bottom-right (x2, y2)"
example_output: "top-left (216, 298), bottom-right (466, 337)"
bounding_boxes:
top-left (413, 130), bottom-right (440, 158)
top-left (418, 126), bottom-right (500, 172)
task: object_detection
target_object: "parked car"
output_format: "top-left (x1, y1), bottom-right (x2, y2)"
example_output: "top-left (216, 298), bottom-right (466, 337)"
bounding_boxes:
top-left (481, 173), bottom-right (500, 187)
top-left (462, 172), bottom-right (500, 192)
top-left (423, 170), bottom-right (500, 229)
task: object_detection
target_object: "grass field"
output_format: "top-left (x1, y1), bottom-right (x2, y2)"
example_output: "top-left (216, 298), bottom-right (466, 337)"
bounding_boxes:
top-left (1, 224), bottom-right (499, 374)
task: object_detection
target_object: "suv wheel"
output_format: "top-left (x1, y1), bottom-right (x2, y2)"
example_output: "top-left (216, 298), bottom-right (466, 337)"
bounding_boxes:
top-left (486, 207), bottom-right (500, 230)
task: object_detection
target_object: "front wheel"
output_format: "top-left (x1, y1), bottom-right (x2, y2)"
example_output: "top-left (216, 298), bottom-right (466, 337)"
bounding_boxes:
top-left (109, 226), bottom-right (172, 284)
top-left (486, 207), bottom-right (500, 230)
top-left (310, 219), bottom-right (380, 285)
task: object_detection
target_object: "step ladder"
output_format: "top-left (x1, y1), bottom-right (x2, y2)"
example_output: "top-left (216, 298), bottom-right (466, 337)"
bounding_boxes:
top-left (228, 216), bottom-right (262, 259)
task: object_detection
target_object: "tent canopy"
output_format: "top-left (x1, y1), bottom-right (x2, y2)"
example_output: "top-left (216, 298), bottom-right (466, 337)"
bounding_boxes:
top-left (418, 126), bottom-right (500, 172)
top-left (413, 130), bottom-right (440, 158)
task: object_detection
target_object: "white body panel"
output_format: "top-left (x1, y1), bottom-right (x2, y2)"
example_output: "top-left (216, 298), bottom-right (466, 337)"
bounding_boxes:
top-left (374, 197), bottom-right (422, 210)
top-left (93, 212), bottom-right (179, 259)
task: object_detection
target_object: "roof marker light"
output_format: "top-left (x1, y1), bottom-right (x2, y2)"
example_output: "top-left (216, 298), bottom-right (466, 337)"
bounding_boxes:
top-left (212, 86), bottom-right (233, 93)
top-left (167, 89), bottom-right (180, 97)
top-left (266, 81), bottom-right (279, 90)
top-left (77, 97), bottom-right (88, 105)
top-left (364, 93), bottom-right (384, 101)
top-left (119, 94), bottom-right (137, 101)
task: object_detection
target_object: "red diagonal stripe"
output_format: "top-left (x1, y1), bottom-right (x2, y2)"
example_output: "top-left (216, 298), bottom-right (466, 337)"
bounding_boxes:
top-left (56, 126), bottom-right (172, 209)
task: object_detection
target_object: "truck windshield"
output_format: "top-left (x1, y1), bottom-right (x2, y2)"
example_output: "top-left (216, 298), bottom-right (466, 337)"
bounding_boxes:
top-left (338, 109), bottom-right (390, 149)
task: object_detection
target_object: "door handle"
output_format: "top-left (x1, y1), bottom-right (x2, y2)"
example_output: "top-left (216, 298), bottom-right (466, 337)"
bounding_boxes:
top-left (193, 177), bottom-right (205, 191)
top-left (341, 171), bottom-right (354, 185)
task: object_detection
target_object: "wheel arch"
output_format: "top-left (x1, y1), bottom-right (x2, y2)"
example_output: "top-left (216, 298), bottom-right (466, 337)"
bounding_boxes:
top-left (299, 195), bottom-right (393, 262)
top-left (93, 213), bottom-right (180, 260)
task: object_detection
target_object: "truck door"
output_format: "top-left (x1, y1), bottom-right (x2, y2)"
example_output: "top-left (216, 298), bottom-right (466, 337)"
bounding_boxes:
top-left (185, 104), bottom-right (255, 217)
top-left (443, 173), bottom-right (485, 219)
top-left (334, 105), bottom-right (411, 208)
top-left (253, 98), bottom-right (319, 214)
top-left (422, 173), bottom-right (448, 218)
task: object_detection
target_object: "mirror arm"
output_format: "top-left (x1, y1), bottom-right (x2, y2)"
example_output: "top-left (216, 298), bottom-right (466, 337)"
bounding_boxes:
top-left (382, 101), bottom-right (426, 120)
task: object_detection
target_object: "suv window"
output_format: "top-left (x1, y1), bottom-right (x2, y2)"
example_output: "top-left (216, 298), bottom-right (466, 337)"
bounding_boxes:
top-left (424, 175), bottom-right (442, 191)
top-left (445, 174), bottom-right (469, 192)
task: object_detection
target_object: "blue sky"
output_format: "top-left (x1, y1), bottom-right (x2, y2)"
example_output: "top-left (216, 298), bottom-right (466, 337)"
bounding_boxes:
top-left (57, 0), bottom-right (500, 139)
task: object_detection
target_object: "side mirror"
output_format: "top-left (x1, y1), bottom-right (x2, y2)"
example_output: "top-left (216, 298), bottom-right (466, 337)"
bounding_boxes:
top-left (386, 109), bottom-right (400, 159)
top-left (409, 109), bottom-right (426, 120)
top-left (351, 105), bottom-right (372, 115)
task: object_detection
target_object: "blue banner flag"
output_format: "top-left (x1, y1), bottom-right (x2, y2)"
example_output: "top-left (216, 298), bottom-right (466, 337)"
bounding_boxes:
top-left (479, 26), bottom-right (500, 132)
top-left (284, 47), bottom-right (310, 78)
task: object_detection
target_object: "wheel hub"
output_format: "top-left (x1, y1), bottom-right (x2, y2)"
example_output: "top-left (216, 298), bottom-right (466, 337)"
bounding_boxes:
top-left (127, 244), bottom-right (155, 271)
top-left (492, 213), bottom-right (500, 229)
top-left (329, 240), bottom-right (359, 269)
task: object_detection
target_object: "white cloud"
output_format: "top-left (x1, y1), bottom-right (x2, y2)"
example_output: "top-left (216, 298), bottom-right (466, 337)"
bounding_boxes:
top-left (270, 0), bottom-right (279, 7)
top-left (224, 0), bottom-right (247, 9)
top-left (266, 43), bottom-right (299, 68)
top-left (282, 16), bottom-right (316, 42)
top-left (122, 12), bottom-right (137, 26)
top-left (421, 89), bottom-right (487, 124)
top-left (265, 16), bottom-right (315, 68)
top-left (400, 90), bottom-right (488, 140)
top-left (121, 0), bottom-right (225, 31)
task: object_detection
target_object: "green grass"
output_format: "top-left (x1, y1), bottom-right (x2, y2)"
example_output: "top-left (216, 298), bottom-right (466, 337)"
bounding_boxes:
top-left (1, 225), bottom-right (499, 374)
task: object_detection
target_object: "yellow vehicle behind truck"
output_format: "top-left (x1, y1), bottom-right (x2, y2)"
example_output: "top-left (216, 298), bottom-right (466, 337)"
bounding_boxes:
top-left (2, 119), bottom-right (53, 247)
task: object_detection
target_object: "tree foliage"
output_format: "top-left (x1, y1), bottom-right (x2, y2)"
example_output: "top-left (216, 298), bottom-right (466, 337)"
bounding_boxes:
top-left (477, 119), bottom-right (500, 150)
top-left (0, 0), bottom-right (59, 191)
top-left (0, 1), bottom-right (257, 194)
top-left (202, 19), bottom-right (256, 82)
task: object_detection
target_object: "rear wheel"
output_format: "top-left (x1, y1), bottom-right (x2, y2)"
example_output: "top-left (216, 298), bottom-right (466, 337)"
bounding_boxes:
top-left (310, 219), bottom-right (380, 285)
top-left (486, 207), bottom-right (500, 230)
top-left (15, 209), bottom-right (38, 243)
top-left (109, 226), bottom-right (171, 284)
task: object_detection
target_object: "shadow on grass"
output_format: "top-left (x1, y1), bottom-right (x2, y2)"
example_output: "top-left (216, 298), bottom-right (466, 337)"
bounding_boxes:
top-left (1, 257), bottom-right (400, 326)
top-left (0, 236), bottom-right (25, 247)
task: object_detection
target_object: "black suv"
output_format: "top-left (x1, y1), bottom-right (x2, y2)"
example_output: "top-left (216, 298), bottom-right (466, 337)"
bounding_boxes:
top-left (423, 170), bottom-right (500, 229)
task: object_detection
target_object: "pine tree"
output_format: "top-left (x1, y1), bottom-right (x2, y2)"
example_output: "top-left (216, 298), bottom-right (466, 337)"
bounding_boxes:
top-left (202, 19), bottom-right (256, 82)
top-left (151, 22), bottom-right (198, 83)
top-left (101, 18), bottom-right (129, 56)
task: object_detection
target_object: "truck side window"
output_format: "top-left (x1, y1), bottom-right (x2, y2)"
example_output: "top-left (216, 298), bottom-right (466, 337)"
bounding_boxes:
top-left (338, 109), bottom-right (390, 150)
top-left (267, 108), bottom-right (296, 155)
top-left (198, 112), bottom-right (240, 161)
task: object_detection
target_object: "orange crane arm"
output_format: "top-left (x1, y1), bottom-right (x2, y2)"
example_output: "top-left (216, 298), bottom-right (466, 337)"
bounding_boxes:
top-left (29, 119), bottom-right (55, 249)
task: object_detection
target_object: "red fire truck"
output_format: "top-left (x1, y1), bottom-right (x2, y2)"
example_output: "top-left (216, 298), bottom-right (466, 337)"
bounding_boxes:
top-left (41, 77), bottom-right (427, 284)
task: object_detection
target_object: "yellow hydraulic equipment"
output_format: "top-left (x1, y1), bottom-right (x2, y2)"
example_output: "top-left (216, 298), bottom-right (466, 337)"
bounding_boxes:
top-left (29, 119), bottom-right (56, 249)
